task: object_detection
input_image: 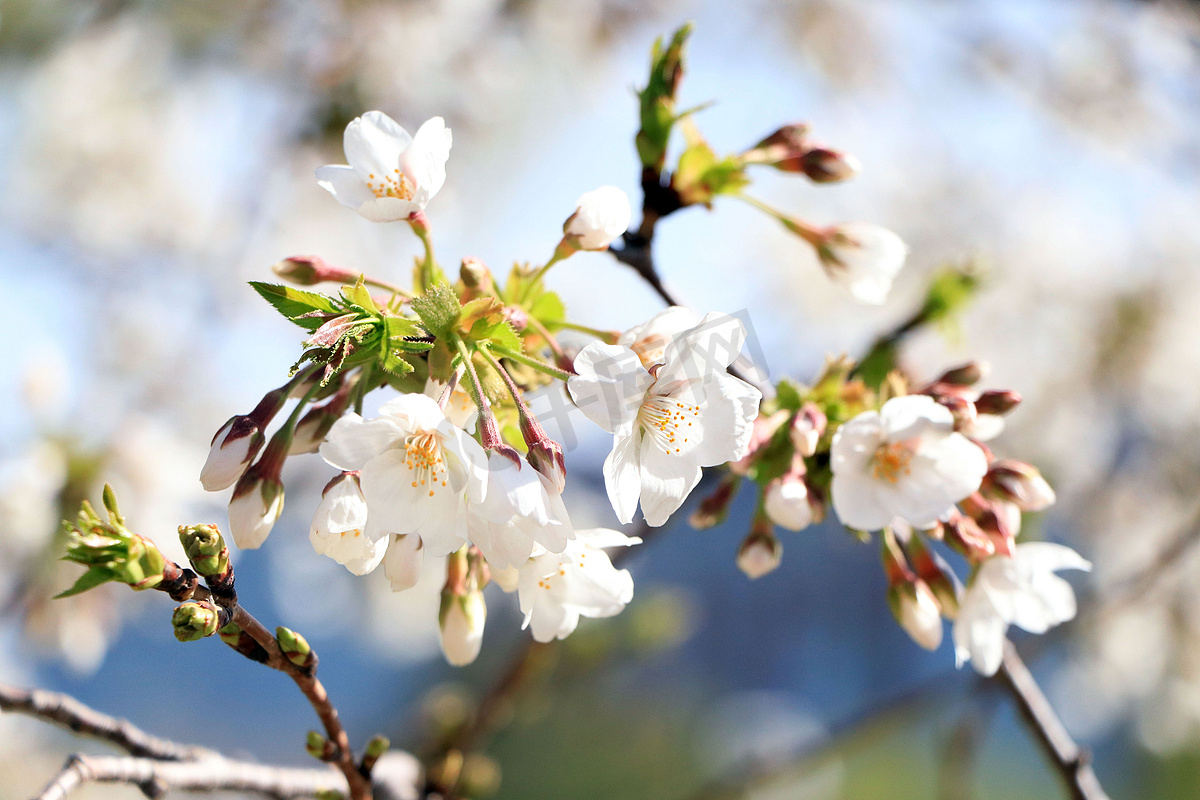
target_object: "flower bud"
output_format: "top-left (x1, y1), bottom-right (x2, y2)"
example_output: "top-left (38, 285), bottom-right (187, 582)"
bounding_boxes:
top-left (763, 475), bottom-right (815, 532)
top-left (563, 186), bottom-right (632, 251)
top-left (888, 581), bottom-right (944, 651)
top-left (272, 255), bottom-right (360, 286)
top-left (743, 125), bottom-right (859, 183)
top-left (689, 474), bottom-right (740, 529)
top-left (276, 626), bottom-right (316, 670)
top-left (796, 146), bottom-right (860, 183)
top-left (178, 523), bottom-right (229, 578)
top-left (983, 460), bottom-right (1056, 512)
top-left (816, 223), bottom-right (908, 306)
top-left (790, 403), bottom-right (826, 457)
top-left (439, 589), bottom-right (486, 666)
top-left (519, 414), bottom-right (566, 494)
top-left (904, 530), bottom-right (960, 618)
top-left (935, 362), bottom-right (987, 388)
top-left (737, 520), bottom-right (782, 579)
top-left (385, 534), bottom-right (424, 592)
top-left (59, 496), bottom-right (168, 597)
top-left (306, 731), bottom-right (338, 761)
top-left (172, 601), bottom-right (224, 642)
top-left (459, 257), bottom-right (493, 291)
top-left (218, 621), bottom-right (243, 648)
top-left (201, 417), bottom-right (265, 492)
top-left (228, 470), bottom-right (284, 550)
top-left (973, 389), bottom-right (1022, 417)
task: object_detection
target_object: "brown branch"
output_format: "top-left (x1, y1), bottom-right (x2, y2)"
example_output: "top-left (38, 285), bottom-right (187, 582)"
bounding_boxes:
top-left (33, 753), bottom-right (347, 800)
top-left (0, 681), bottom-right (211, 762)
top-left (230, 606), bottom-right (370, 800)
top-left (997, 641), bottom-right (1110, 800)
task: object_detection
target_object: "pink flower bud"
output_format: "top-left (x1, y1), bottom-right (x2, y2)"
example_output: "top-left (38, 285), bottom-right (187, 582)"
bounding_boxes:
top-left (271, 255), bottom-right (361, 286)
top-left (201, 417), bottom-right (264, 492)
top-left (763, 476), bottom-right (815, 532)
top-left (790, 403), bottom-right (826, 457)
top-left (737, 526), bottom-right (782, 580)
top-left (983, 460), bottom-right (1056, 512)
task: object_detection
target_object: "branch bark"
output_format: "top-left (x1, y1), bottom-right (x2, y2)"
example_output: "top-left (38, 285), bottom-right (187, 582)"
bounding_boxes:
top-left (0, 681), bottom-right (211, 762)
top-left (997, 641), bottom-right (1110, 800)
top-left (33, 753), bottom-right (347, 800)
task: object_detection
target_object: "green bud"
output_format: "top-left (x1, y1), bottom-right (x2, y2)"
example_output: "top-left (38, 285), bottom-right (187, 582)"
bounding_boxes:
top-left (172, 601), bottom-right (221, 642)
top-left (306, 730), bottom-right (331, 760)
top-left (364, 735), bottom-right (390, 761)
top-left (218, 621), bottom-right (243, 648)
top-left (178, 524), bottom-right (229, 577)
top-left (276, 626), bottom-right (313, 667)
top-left (101, 483), bottom-right (124, 526)
top-left (637, 23), bottom-right (693, 170)
top-left (314, 791), bottom-right (343, 800)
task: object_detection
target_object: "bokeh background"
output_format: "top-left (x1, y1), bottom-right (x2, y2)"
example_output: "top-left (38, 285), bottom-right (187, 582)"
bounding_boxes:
top-left (3, 0), bottom-right (1200, 797)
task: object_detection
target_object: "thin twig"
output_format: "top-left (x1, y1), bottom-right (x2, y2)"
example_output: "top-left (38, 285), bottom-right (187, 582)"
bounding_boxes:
top-left (33, 753), bottom-right (347, 800)
top-left (0, 681), bottom-right (211, 761)
top-left (997, 641), bottom-right (1110, 800)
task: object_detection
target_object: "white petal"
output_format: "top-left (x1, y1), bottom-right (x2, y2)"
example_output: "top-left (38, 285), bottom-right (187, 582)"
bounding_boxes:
top-left (319, 413), bottom-right (404, 471)
top-left (619, 306), bottom-right (702, 366)
top-left (823, 222), bottom-right (908, 305)
top-left (344, 111), bottom-right (411, 181)
top-left (953, 588), bottom-right (1007, 676)
top-left (567, 343), bottom-right (651, 433)
top-left (830, 469), bottom-right (893, 531)
top-left (403, 116), bottom-right (452, 207)
top-left (378, 392), bottom-right (448, 432)
top-left (637, 437), bottom-right (703, 527)
top-left (880, 395), bottom-right (954, 441)
top-left (830, 411), bottom-right (885, 474)
top-left (315, 165), bottom-right (375, 209)
top-left (1013, 542), bottom-right (1092, 574)
top-left (603, 432), bottom-right (641, 524)
top-left (383, 533), bottom-right (423, 592)
top-left (573, 528), bottom-right (642, 550)
top-left (688, 373), bottom-right (762, 466)
top-left (659, 312), bottom-right (748, 384)
top-left (356, 197), bottom-right (419, 223)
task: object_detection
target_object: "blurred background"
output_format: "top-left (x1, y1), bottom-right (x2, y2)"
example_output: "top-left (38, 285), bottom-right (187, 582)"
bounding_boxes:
top-left (3, 0), bottom-right (1200, 797)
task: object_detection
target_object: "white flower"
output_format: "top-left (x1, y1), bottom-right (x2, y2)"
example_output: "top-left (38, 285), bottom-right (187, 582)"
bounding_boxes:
top-left (953, 542), bottom-right (1091, 676)
top-left (830, 395), bottom-right (988, 531)
top-left (423, 377), bottom-right (477, 433)
top-left (228, 476), bottom-right (283, 550)
top-left (200, 417), bottom-right (262, 491)
top-left (568, 313), bottom-right (762, 526)
top-left (617, 306), bottom-right (701, 369)
top-left (309, 473), bottom-right (386, 575)
top-left (564, 186), bottom-right (632, 250)
top-left (517, 529), bottom-right (639, 642)
top-left (819, 222), bottom-right (908, 305)
top-left (466, 459), bottom-right (573, 571)
top-left (384, 534), bottom-right (424, 592)
top-left (764, 476), bottom-right (814, 532)
top-left (439, 589), bottom-right (486, 666)
top-left (891, 581), bottom-right (945, 651)
top-left (319, 393), bottom-right (488, 556)
top-left (315, 112), bottom-right (451, 223)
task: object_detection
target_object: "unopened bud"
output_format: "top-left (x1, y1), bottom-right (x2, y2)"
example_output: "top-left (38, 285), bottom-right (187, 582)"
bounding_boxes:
top-left (306, 731), bottom-right (338, 761)
top-left (478, 412), bottom-right (522, 468)
top-left (763, 475), bottom-right (815, 532)
top-left (439, 588), bottom-right (486, 666)
top-left (983, 460), bottom-right (1056, 512)
top-left (364, 735), bottom-right (390, 761)
top-left (563, 186), bottom-right (632, 251)
top-left (385, 534), bottom-right (424, 593)
top-left (737, 521), bottom-right (782, 579)
top-left (228, 471), bottom-right (284, 550)
top-left (276, 626), bottom-right (316, 670)
top-left (904, 531), bottom-right (960, 618)
top-left (974, 389), bottom-right (1022, 417)
top-left (460, 257), bottom-right (493, 290)
top-left (520, 415), bottom-right (566, 494)
top-left (59, 498), bottom-right (168, 597)
top-left (201, 417), bottom-right (265, 492)
top-left (178, 524), bottom-right (229, 578)
top-left (797, 146), bottom-right (860, 183)
top-left (689, 474), bottom-right (740, 529)
top-left (936, 393), bottom-right (978, 434)
top-left (272, 255), bottom-right (360, 286)
top-left (941, 509), bottom-right (995, 563)
top-left (936, 362), bottom-right (987, 388)
top-left (790, 403), bottom-right (826, 457)
top-left (218, 621), bottom-right (242, 648)
top-left (172, 601), bottom-right (224, 642)
top-left (887, 581), bottom-right (944, 651)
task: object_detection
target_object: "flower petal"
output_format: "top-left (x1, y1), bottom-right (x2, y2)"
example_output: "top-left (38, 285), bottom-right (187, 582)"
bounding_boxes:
top-left (603, 432), bottom-right (642, 524)
top-left (568, 343), bottom-right (650, 433)
top-left (344, 111), bottom-right (411, 180)
top-left (403, 116), bottom-right (452, 207)
top-left (637, 436), bottom-right (703, 527)
top-left (315, 165), bottom-right (375, 209)
top-left (319, 414), bottom-right (404, 471)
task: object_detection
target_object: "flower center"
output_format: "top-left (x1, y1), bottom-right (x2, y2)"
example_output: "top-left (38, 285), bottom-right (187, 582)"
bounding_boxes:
top-left (871, 441), bottom-right (914, 483)
top-left (366, 169), bottom-right (415, 201)
top-left (404, 431), bottom-right (449, 497)
top-left (638, 394), bottom-right (700, 454)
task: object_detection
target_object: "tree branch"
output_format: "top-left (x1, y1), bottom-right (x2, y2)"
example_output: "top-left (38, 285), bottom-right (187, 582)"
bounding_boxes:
top-left (997, 641), bottom-right (1110, 800)
top-left (0, 681), bottom-right (211, 762)
top-left (33, 753), bottom-right (347, 800)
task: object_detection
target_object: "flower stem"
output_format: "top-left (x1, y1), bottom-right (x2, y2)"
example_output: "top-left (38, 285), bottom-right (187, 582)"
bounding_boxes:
top-left (489, 344), bottom-right (572, 381)
top-left (735, 193), bottom-right (826, 248)
top-left (552, 320), bottom-right (619, 341)
top-left (361, 276), bottom-right (412, 299)
top-left (524, 314), bottom-right (566, 360)
top-left (409, 211), bottom-right (436, 290)
top-left (452, 337), bottom-right (492, 415)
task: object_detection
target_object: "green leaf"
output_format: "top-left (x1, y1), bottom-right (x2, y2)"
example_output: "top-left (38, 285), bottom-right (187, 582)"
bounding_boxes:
top-left (773, 378), bottom-right (806, 412)
top-left (249, 282), bottom-right (340, 330)
top-left (55, 567), bottom-right (115, 599)
top-left (411, 282), bottom-right (462, 337)
top-left (637, 23), bottom-right (693, 170)
top-left (529, 290), bottom-right (566, 324)
top-left (471, 318), bottom-right (523, 354)
top-left (341, 278), bottom-right (380, 316)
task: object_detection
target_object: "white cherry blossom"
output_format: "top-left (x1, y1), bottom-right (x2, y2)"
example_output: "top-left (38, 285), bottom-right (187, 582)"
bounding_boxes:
top-left (568, 313), bottom-right (762, 526)
top-left (466, 459), bottom-right (573, 570)
top-left (953, 542), bottom-right (1091, 676)
top-left (516, 529), bottom-right (640, 643)
top-left (227, 476), bottom-right (283, 550)
top-left (764, 476), bottom-right (815, 532)
top-left (315, 112), bottom-right (451, 223)
top-left (617, 306), bottom-right (701, 369)
top-left (819, 222), bottom-right (908, 305)
top-left (830, 395), bottom-right (988, 531)
top-left (384, 534), bottom-right (424, 592)
top-left (319, 393), bottom-right (487, 556)
top-left (309, 473), bottom-right (386, 575)
top-left (439, 589), bottom-right (485, 666)
top-left (563, 186), bottom-right (631, 250)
